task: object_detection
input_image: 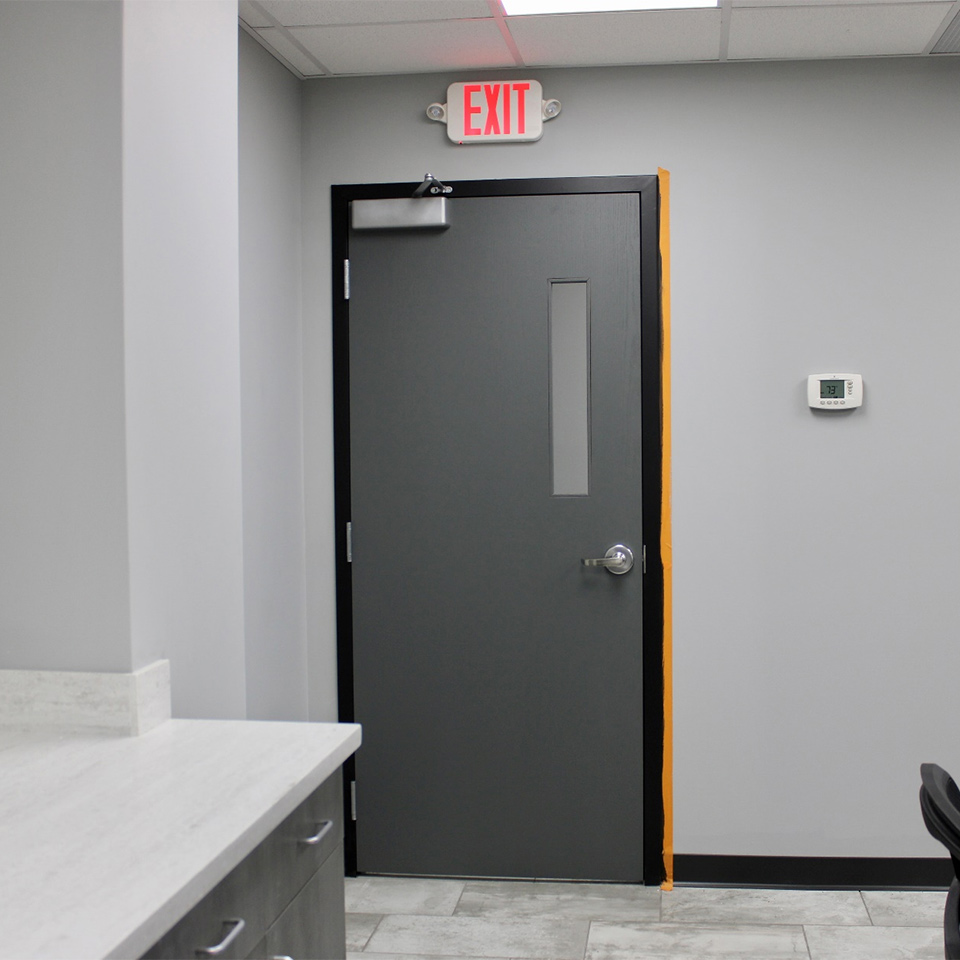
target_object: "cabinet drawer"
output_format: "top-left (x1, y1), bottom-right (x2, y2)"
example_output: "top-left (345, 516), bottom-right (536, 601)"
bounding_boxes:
top-left (247, 844), bottom-right (346, 960)
top-left (141, 851), bottom-right (267, 960)
top-left (266, 768), bottom-right (343, 911)
top-left (142, 771), bottom-right (343, 959)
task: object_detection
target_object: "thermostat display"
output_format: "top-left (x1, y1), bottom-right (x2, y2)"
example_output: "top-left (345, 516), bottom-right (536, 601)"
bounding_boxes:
top-left (808, 373), bottom-right (862, 409)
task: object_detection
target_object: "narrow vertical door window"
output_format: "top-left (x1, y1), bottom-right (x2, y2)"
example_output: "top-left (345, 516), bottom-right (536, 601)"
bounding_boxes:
top-left (549, 280), bottom-right (590, 496)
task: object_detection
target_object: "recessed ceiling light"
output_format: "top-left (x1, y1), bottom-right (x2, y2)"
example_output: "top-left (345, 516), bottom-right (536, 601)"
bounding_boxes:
top-left (501, 0), bottom-right (718, 14)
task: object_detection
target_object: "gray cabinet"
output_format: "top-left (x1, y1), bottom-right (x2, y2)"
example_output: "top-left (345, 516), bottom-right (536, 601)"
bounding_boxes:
top-left (248, 853), bottom-right (345, 960)
top-left (142, 771), bottom-right (345, 960)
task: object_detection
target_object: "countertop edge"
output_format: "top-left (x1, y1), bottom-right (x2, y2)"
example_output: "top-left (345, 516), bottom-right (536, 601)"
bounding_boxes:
top-left (109, 722), bottom-right (361, 960)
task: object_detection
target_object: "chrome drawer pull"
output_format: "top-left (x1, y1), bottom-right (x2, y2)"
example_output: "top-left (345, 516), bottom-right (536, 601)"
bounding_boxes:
top-left (196, 918), bottom-right (245, 957)
top-left (299, 819), bottom-right (334, 846)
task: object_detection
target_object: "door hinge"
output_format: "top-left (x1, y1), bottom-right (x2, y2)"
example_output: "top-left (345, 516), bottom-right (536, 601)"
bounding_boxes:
top-left (642, 545), bottom-right (647, 574)
top-left (344, 259), bottom-right (350, 300)
top-left (350, 780), bottom-right (357, 821)
top-left (346, 521), bottom-right (353, 563)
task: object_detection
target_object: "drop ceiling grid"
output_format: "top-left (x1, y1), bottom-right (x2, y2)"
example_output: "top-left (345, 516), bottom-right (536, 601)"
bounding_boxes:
top-left (240, 0), bottom-right (960, 77)
top-left (254, 25), bottom-right (329, 74)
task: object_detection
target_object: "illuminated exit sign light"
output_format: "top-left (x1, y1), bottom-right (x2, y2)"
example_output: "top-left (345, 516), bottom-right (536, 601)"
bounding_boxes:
top-left (430, 81), bottom-right (560, 144)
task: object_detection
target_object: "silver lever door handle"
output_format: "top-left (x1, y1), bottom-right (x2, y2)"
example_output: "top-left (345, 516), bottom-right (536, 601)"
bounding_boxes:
top-left (582, 544), bottom-right (634, 575)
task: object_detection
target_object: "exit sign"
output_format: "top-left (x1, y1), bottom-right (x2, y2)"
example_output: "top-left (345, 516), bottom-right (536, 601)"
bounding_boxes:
top-left (430, 81), bottom-right (560, 144)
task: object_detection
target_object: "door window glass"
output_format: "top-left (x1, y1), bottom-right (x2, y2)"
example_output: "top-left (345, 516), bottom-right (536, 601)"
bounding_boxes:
top-left (549, 280), bottom-right (590, 496)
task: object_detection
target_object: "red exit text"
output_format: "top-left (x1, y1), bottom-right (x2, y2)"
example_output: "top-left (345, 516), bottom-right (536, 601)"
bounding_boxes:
top-left (445, 80), bottom-right (545, 144)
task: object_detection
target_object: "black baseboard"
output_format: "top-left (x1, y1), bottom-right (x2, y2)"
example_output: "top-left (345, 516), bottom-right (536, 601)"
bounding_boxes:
top-left (674, 855), bottom-right (953, 889)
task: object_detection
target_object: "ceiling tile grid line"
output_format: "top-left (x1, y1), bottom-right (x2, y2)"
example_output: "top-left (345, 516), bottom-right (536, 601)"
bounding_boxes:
top-left (254, 26), bottom-right (329, 75)
top-left (719, 0), bottom-right (733, 59)
top-left (926, 0), bottom-right (960, 51)
top-left (247, 0), bottom-right (332, 74)
top-left (239, 20), bottom-right (293, 75)
top-left (489, 0), bottom-right (528, 66)
top-left (251, 0), bottom-right (492, 27)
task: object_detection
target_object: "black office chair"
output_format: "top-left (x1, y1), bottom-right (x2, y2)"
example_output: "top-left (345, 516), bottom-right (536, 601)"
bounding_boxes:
top-left (919, 763), bottom-right (960, 959)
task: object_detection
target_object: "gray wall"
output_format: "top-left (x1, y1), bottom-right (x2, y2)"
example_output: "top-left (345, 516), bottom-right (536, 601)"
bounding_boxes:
top-left (6, 0), bottom-right (958, 856)
top-left (1, 0), bottom-right (249, 721)
top-left (0, 1), bottom-right (132, 672)
top-left (122, 0), bottom-right (246, 718)
top-left (300, 58), bottom-right (960, 856)
top-left (239, 31), bottom-right (309, 721)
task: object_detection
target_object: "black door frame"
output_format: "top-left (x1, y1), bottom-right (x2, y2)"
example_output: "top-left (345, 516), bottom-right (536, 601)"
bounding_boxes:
top-left (331, 175), bottom-right (666, 886)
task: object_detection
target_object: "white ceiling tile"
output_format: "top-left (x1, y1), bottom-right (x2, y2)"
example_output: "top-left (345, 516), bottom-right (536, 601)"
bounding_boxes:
top-left (255, 27), bottom-right (329, 75)
top-left (507, 9), bottom-right (721, 66)
top-left (291, 19), bottom-right (516, 75)
top-left (728, 2), bottom-right (954, 59)
top-left (733, 0), bottom-right (946, 6)
top-left (254, 0), bottom-right (491, 27)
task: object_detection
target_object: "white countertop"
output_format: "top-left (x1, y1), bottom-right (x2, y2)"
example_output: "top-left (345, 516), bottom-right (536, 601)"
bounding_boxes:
top-left (0, 719), bottom-right (361, 960)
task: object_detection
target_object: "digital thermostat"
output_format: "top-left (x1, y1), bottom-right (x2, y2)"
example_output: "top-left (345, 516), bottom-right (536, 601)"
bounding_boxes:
top-left (807, 373), bottom-right (862, 409)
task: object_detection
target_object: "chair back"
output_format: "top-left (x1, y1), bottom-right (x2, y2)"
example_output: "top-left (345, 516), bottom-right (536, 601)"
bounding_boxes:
top-left (920, 763), bottom-right (960, 959)
top-left (921, 763), bottom-right (960, 872)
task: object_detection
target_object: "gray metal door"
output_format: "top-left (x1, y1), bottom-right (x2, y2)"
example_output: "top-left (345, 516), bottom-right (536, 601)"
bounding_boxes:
top-left (347, 191), bottom-right (644, 881)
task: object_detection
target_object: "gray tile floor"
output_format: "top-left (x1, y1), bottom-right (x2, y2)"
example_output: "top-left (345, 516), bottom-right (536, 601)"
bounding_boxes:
top-left (345, 876), bottom-right (948, 959)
